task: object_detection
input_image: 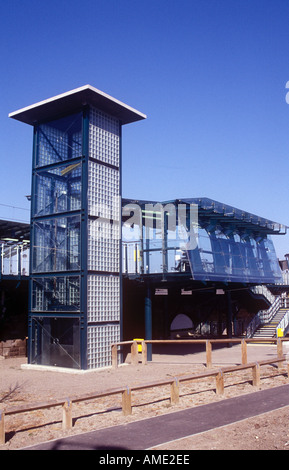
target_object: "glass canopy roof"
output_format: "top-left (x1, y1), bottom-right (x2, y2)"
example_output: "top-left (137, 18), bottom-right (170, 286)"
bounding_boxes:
top-left (179, 197), bottom-right (286, 235)
top-left (122, 197), bottom-right (286, 284)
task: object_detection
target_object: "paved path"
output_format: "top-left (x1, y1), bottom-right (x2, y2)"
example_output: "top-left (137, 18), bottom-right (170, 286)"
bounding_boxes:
top-left (23, 384), bottom-right (289, 450)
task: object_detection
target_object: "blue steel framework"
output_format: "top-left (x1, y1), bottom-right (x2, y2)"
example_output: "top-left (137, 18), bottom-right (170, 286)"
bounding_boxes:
top-left (28, 107), bottom-right (123, 369)
top-left (9, 86), bottom-right (146, 370)
top-left (122, 197), bottom-right (286, 360)
top-left (29, 107), bottom-right (124, 369)
top-left (29, 110), bottom-right (86, 369)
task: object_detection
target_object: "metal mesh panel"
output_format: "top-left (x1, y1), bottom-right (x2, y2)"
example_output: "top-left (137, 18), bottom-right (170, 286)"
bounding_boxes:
top-left (36, 113), bottom-right (82, 167)
top-left (32, 276), bottom-right (80, 312)
top-left (32, 215), bottom-right (81, 273)
top-left (34, 162), bottom-right (81, 217)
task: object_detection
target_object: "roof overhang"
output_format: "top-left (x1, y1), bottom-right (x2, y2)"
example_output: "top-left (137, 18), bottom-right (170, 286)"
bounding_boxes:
top-left (122, 197), bottom-right (287, 235)
top-left (0, 219), bottom-right (30, 242)
top-left (9, 85), bottom-right (147, 126)
top-left (181, 197), bottom-right (287, 235)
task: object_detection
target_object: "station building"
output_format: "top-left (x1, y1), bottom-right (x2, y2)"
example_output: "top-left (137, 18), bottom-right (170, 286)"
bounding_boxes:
top-left (6, 85), bottom-right (288, 370)
top-left (0, 219), bottom-right (30, 349)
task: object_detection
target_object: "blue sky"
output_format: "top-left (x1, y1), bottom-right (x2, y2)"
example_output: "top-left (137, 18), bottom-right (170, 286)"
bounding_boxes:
top-left (1, 0), bottom-right (289, 257)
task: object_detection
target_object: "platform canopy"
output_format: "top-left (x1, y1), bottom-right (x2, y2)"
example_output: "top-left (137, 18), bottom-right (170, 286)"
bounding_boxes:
top-left (9, 85), bottom-right (147, 125)
top-left (177, 197), bottom-right (287, 236)
top-left (0, 219), bottom-right (30, 242)
top-left (122, 197), bottom-right (287, 284)
top-left (123, 196), bottom-right (287, 236)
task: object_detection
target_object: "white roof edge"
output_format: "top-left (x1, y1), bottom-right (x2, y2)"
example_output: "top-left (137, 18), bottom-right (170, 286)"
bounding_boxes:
top-left (86, 84), bottom-right (147, 119)
top-left (9, 84), bottom-right (147, 122)
top-left (8, 85), bottom-right (88, 118)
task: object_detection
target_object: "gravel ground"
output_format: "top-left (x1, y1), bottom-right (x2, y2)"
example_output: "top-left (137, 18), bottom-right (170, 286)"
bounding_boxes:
top-left (1, 343), bottom-right (289, 451)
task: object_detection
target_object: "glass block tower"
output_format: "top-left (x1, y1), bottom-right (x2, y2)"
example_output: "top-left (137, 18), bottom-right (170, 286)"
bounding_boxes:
top-left (9, 85), bottom-right (146, 369)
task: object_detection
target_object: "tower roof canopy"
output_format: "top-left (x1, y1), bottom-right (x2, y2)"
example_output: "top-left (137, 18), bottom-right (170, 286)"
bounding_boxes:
top-left (9, 85), bottom-right (147, 125)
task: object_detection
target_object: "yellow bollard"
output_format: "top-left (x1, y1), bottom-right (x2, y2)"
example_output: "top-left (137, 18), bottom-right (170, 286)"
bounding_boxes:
top-left (133, 339), bottom-right (144, 352)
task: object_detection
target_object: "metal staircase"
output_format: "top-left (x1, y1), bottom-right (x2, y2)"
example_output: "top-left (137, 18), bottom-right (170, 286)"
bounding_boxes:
top-left (251, 308), bottom-right (289, 338)
top-left (247, 291), bottom-right (289, 339)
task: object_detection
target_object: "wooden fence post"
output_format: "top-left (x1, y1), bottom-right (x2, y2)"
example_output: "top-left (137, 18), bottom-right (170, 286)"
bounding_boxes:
top-left (206, 340), bottom-right (212, 368)
top-left (216, 370), bottom-right (224, 395)
top-left (277, 338), bottom-right (283, 358)
top-left (277, 339), bottom-right (283, 371)
top-left (131, 341), bottom-right (139, 366)
top-left (170, 378), bottom-right (179, 405)
top-left (0, 410), bottom-right (5, 445)
top-left (112, 344), bottom-right (118, 369)
top-left (241, 339), bottom-right (247, 365)
top-left (252, 363), bottom-right (261, 388)
top-left (122, 387), bottom-right (132, 415)
top-left (141, 341), bottom-right (147, 365)
top-left (62, 399), bottom-right (73, 430)
top-left (278, 358), bottom-right (284, 371)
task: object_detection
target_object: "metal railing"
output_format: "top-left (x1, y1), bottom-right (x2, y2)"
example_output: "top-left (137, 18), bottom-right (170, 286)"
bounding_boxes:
top-left (276, 309), bottom-right (289, 337)
top-left (246, 296), bottom-right (282, 338)
top-left (251, 285), bottom-right (276, 304)
top-left (0, 242), bottom-right (29, 277)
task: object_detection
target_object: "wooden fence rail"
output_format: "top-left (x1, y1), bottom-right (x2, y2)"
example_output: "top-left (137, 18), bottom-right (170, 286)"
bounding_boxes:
top-left (0, 354), bottom-right (287, 445)
top-left (111, 337), bottom-right (288, 369)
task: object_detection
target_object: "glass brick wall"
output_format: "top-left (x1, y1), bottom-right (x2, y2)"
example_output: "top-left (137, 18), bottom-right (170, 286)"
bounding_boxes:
top-left (87, 107), bottom-right (121, 368)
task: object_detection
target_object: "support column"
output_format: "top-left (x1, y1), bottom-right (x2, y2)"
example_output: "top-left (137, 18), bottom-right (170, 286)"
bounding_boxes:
top-left (226, 290), bottom-right (233, 345)
top-left (145, 284), bottom-right (152, 361)
top-left (163, 292), bottom-right (170, 339)
top-left (162, 212), bottom-right (168, 274)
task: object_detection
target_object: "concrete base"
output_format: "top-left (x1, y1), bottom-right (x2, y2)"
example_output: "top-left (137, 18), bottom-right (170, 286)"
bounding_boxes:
top-left (21, 362), bottom-right (128, 374)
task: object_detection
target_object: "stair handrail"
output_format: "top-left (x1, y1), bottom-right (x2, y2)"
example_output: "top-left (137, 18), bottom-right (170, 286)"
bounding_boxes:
top-left (276, 298), bottom-right (289, 336)
top-left (246, 296), bottom-right (282, 338)
top-left (276, 311), bottom-right (289, 336)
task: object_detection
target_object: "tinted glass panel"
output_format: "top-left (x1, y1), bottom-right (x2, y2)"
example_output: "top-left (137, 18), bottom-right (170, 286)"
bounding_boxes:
top-left (32, 276), bottom-right (80, 311)
top-left (34, 162), bottom-right (81, 217)
top-left (31, 317), bottom-right (80, 369)
top-left (36, 113), bottom-right (82, 167)
top-left (187, 226), bottom-right (282, 283)
top-left (32, 215), bottom-right (81, 273)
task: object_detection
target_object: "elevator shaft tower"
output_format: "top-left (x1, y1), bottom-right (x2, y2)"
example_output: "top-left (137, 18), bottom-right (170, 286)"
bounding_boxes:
top-left (9, 85), bottom-right (146, 369)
